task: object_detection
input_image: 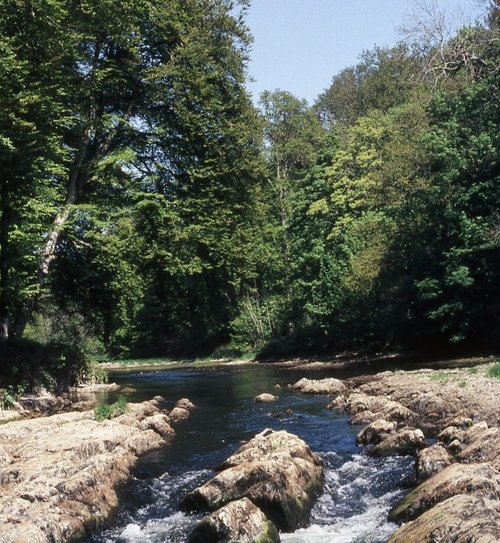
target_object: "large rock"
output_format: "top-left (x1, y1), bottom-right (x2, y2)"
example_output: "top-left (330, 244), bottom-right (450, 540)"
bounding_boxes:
top-left (388, 494), bottom-right (500, 543)
top-left (389, 462), bottom-right (500, 523)
top-left (254, 393), bottom-right (279, 403)
top-left (328, 392), bottom-right (417, 426)
top-left (457, 426), bottom-right (500, 469)
top-left (416, 444), bottom-right (452, 481)
top-left (356, 419), bottom-right (396, 446)
top-left (292, 378), bottom-right (346, 395)
top-left (0, 398), bottom-right (181, 543)
top-left (368, 428), bottom-right (427, 457)
top-left (188, 498), bottom-right (279, 543)
top-left (181, 428), bottom-right (323, 532)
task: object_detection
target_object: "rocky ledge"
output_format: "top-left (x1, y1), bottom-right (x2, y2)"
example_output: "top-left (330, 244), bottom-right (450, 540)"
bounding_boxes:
top-left (182, 428), bottom-right (324, 542)
top-left (293, 363), bottom-right (500, 542)
top-left (0, 396), bottom-right (195, 543)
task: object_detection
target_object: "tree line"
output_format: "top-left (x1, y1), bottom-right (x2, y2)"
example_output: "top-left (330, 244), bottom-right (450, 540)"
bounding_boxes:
top-left (1, 0), bottom-right (498, 367)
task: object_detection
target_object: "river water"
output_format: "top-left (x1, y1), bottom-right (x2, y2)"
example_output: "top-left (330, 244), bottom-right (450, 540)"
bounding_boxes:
top-left (86, 364), bottom-right (413, 543)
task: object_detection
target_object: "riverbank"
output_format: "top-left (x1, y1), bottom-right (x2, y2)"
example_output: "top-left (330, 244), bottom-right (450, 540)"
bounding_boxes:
top-left (99, 352), bottom-right (497, 374)
top-left (0, 396), bottom-right (195, 543)
top-left (293, 361), bottom-right (500, 541)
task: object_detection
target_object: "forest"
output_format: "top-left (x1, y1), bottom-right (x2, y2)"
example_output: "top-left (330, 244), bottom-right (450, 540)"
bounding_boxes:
top-left (0, 0), bottom-right (498, 387)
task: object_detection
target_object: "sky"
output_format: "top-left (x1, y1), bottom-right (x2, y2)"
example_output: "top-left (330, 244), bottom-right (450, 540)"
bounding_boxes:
top-left (245, 0), bottom-right (486, 105)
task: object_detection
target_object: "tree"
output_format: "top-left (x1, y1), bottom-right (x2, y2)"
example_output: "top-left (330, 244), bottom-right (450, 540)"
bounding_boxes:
top-left (1, 0), bottom-right (261, 354)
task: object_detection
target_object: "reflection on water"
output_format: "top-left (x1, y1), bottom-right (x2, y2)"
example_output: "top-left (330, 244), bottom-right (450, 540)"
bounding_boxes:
top-left (86, 364), bottom-right (413, 543)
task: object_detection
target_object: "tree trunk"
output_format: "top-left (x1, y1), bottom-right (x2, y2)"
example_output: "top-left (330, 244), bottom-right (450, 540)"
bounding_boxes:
top-left (13, 127), bottom-right (93, 338)
top-left (0, 176), bottom-right (11, 342)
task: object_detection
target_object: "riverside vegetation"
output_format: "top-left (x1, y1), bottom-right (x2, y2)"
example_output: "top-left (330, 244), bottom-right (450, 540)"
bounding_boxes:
top-left (0, 1), bottom-right (498, 393)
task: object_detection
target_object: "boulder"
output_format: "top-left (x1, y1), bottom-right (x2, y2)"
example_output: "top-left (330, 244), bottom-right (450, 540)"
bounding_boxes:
top-left (0, 399), bottom-right (175, 543)
top-left (254, 393), bottom-right (279, 403)
top-left (176, 398), bottom-right (196, 411)
top-left (188, 498), bottom-right (279, 543)
top-left (138, 413), bottom-right (175, 436)
top-left (181, 428), bottom-right (323, 531)
top-left (458, 426), bottom-right (500, 469)
top-left (368, 428), bottom-right (427, 457)
top-left (292, 377), bottom-right (346, 395)
top-left (168, 406), bottom-right (190, 423)
top-left (416, 445), bottom-right (452, 481)
top-left (328, 392), bottom-right (417, 426)
top-left (389, 462), bottom-right (500, 523)
top-left (388, 494), bottom-right (500, 543)
top-left (356, 419), bottom-right (396, 446)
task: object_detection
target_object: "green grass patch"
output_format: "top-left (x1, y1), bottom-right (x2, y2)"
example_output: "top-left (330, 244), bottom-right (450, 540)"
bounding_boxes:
top-left (486, 362), bottom-right (500, 379)
top-left (430, 371), bottom-right (453, 383)
top-left (94, 394), bottom-right (128, 421)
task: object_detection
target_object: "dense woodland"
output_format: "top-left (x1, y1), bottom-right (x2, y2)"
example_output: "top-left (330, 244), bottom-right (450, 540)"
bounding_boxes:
top-left (0, 0), bottom-right (499, 386)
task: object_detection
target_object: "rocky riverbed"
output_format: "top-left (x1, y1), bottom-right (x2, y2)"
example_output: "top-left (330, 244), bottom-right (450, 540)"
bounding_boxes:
top-left (0, 395), bottom-right (196, 543)
top-left (293, 362), bottom-right (500, 542)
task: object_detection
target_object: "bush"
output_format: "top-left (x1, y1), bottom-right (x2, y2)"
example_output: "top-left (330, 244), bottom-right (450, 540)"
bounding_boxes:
top-left (0, 383), bottom-right (27, 410)
top-left (94, 394), bottom-right (128, 421)
top-left (0, 339), bottom-right (108, 393)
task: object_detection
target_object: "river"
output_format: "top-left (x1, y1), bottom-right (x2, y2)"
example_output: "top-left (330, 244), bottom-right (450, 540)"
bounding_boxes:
top-left (85, 364), bottom-right (413, 543)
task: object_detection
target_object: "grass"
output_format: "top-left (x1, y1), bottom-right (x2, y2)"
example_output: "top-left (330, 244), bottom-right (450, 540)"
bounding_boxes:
top-left (94, 394), bottom-right (128, 421)
top-left (429, 370), bottom-right (467, 387)
top-left (101, 352), bottom-right (258, 370)
top-left (486, 362), bottom-right (500, 379)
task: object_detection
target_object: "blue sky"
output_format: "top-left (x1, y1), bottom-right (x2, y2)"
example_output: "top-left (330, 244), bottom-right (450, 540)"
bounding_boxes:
top-left (245, 0), bottom-right (486, 105)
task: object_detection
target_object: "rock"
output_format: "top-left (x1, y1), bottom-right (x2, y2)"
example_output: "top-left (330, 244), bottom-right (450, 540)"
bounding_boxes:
top-left (168, 406), bottom-right (190, 422)
top-left (416, 445), bottom-right (452, 480)
top-left (389, 462), bottom-right (500, 523)
top-left (388, 494), bottom-right (500, 543)
top-left (292, 377), bottom-right (346, 395)
top-left (187, 498), bottom-right (279, 543)
top-left (176, 398), bottom-right (196, 411)
top-left (0, 399), bottom-right (178, 543)
top-left (120, 387), bottom-right (136, 394)
top-left (368, 428), bottom-right (427, 457)
top-left (356, 419), bottom-right (396, 446)
top-left (327, 395), bottom-right (347, 412)
top-left (457, 426), bottom-right (500, 469)
top-left (138, 413), bottom-right (175, 436)
top-left (438, 425), bottom-right (466, 446)
top-left (254, 393), bottom-right (279, 403)
top-left (328, 392), bottom-right (418, 427)
top-left (273, 384), bottom-right (281, 390)
top-left (181, 428), bottom-right (324, 531)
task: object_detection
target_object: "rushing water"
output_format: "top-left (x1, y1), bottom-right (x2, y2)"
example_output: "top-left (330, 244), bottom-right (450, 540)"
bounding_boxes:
top-left (86, 364), bottom-right (413, 543)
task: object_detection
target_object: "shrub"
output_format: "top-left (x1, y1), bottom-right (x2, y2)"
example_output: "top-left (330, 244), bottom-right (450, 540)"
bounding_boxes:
top-left (94, 394), bottom-right (128, 421)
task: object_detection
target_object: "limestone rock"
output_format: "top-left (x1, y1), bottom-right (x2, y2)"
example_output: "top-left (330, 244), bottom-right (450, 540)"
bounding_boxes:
top-left (458, 426), bottom-right (500, 469)
top-left (181, 428), bottom-right (324, 531)
top-left (389, 462), bottom-right (500, 523)
top-left (368, 428), bottom-right (427, 457)
top-left (292, 377), bottom-right (346, 395)
top-left (188, 498), bottom-right (279, 543)
top-left (0, 399), bottom-right (177, 543)
top-left (176, 398), bottom-right (196, 411)
top-left (388, 494), bottom-right (500, 543)
top-left (168, 406), bottom-right (190, 422)
top-left (356, 419), bottom-right (396, 446)
top-left (416, 444), bottom-right (452, 481)
top-left (254, 393), bottom-right (279, 403)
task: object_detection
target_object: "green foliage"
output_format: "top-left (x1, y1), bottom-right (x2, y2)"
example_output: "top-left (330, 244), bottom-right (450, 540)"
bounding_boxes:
top-left (94, 402), bottom-right (113, 422)
top-left (486, 362), bottom-right (500, 379)
top-left (0, 383), bottom-right (27, 410)
top-left (1, 1), bottom-right (498, 366)
top-left (94, 394), bottom-right (128, 421)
